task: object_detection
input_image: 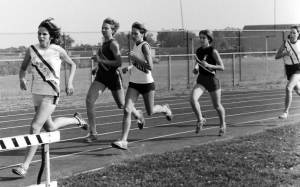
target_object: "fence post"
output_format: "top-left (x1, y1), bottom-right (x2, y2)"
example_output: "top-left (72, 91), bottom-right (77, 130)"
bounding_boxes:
top-left (238, 31), bottom-right (242, 82)
top-left (91, 48), bottom-right (96, 84)
top-left (63, 33), bottom-right (68, 92)
top-left (186, 31), bottom-right (190, 88)
top-left (168, 55), bottom-right (172, 90)
top-left (232, 53), bottom-right (236, 87)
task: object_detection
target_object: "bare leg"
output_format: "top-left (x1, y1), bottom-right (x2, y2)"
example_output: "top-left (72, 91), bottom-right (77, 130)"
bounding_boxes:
top-left (190, 84), bottom-right (206, 122)
top-left (22, 100), bottom-right (84, 170)
top-left (209, 89), bottom-right (226, 127)
top-left (22, 102), bottom-right (55, 170)
top-left (86, 81), bottom-right (106, 135)
top-left (283, 74), bottom-right (300, 114)
top-left (120, 88), bottom-right (139, 141)
top-left (142, 90), bottom-right (170, 116)
top-left (111, 88), bottom-right (125, 109)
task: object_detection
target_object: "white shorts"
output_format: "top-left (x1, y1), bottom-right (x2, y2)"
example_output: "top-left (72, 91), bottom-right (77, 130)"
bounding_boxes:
top-left (32, 94), bottom-right (59, 107)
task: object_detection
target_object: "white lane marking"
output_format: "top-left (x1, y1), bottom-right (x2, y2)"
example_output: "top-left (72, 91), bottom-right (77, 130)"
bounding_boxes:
top-left (0, 89), bottom-right (285, 119)
top-left (0, 97), bottom-right (294, 131)
top-left (0, 92), bottom-right (287, 124)
top-left (1, 111), bottom-right (299, 171)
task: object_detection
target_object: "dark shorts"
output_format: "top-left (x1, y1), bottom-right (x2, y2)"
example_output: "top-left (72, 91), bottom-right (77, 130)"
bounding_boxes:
top-left (128, 82), bottom-right (155, 94)
top-left (285, 64), bottom-right (300, 80)
top-left (196, 74), bottom-right (220, 92)
top-left (95, 70), bottom-right (123, 90)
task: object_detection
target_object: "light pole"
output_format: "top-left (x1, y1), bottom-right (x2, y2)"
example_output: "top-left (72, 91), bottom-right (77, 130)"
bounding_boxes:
top-left (179, 0), bottom-right (184, 29)
top-left (274, 0), bottom-right (276, 30)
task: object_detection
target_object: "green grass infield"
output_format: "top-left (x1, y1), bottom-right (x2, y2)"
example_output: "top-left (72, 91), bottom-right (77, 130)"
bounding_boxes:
top-left (59, 124), bottom-right (300, 187)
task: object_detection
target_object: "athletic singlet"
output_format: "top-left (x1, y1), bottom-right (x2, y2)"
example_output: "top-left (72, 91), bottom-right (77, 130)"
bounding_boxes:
top-left (97, 39), bottom-right (119, 73)
top-left (195, 46), bottom-right (217, 76)
top-left (282, 40), bottom-right (300, 65)
top-left (30, 44), bottom-right (62, 96)
top-left (129, 41), bottom-right (154, 84)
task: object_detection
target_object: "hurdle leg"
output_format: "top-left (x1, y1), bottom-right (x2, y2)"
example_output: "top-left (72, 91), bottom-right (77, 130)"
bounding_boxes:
top-left (45, 144), bottom-right (51, 186)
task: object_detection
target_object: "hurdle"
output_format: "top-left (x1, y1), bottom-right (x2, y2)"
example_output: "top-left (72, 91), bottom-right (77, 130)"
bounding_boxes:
top-left (0, 131), bottom-right (60, 187)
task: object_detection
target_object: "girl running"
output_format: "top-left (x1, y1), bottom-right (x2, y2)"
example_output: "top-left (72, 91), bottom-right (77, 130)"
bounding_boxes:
top-left (276, 26), bottom-right (300, 119)
top-left (190, 29), bottom-right (226, 136)
top-left (85, 18), bottom-right (142, 143)
top-left (12, 18), bottom-right (87, 177)
top-left (111, 22), bottom-right (173, 150)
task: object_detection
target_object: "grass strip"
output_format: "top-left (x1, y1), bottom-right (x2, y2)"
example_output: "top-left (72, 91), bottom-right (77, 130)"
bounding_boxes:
top-left (59, 124), bottom-right (300, 187)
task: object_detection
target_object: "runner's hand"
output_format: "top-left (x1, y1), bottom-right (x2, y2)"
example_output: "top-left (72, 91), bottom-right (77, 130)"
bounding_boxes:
top-left (122, 67), bottom-right (129, 74)
top-left (66, 84), bottom-right (74, 96)
top-left (193, 68), bottom-right (199, 75)
top-left (91, 67), bottom-right (98, 75)
top-left (91, 55), bottom-right (100, 62)
top-left (20, 79), bottom-right (27, 90)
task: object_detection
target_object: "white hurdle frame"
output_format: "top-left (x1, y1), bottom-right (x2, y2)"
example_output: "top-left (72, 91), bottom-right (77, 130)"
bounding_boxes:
top-left (0, 131), bottom-right (60, 187)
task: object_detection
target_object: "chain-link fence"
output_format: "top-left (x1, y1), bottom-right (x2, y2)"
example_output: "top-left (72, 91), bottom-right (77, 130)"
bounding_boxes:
top-left (0, 29), bottom-right (290, 110)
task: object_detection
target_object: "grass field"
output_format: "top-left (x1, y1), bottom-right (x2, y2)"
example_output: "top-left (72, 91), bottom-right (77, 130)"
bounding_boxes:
top-left (0, 55), bottom-right (287, 112)
top-left (58, 123), bottom-right (300, 187)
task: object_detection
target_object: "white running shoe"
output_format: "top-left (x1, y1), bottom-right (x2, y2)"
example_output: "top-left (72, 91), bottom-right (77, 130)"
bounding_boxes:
top-left (12, 164), bottom-right (27, 177)
top-left (74, 112), bottom-right (88, 130)
top-left (163, 104), bottom-right (173, 121)
top-left (111, 140), bottom-right (128, 150)
top-left (278, 112), bottom-right (288, 119)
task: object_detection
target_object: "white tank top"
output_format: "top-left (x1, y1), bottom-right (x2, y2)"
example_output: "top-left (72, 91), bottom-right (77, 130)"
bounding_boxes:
top-left (283, 40), bottom-right (300, 65)
top-left (129, 41), bottom-right (154, 84)
top-left (30, 44), bottom-right (62, 96)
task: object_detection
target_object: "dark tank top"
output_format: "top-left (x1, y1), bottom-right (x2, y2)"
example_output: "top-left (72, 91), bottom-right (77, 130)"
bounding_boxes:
top-left (97, 39), bottom-right (118, 72)
top-left (195, 46), bottom-right (217, 76)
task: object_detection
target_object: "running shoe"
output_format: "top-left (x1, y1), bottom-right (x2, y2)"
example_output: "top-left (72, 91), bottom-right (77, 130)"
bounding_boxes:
top-left (137, 110), bottom-right (145, 130)
top-left (164, 104), bottom-right (173, 121)
top-left (278, 112), bottom-right (288, 119)
top-left (111, 140), bottom-right (128, 150)
top-left (74, 112), bottom-right (88, 130)
top-left (218, 124), bottom-right (227, 136)
top-left (12, 164), bottom-right (27, 177)
top-left (195, 118), bottom-right (206, 134)
top-left (85, 133), bottom-right (98, 143)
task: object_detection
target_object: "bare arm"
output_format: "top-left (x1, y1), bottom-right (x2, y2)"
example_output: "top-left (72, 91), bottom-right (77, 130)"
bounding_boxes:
top-left (275, 42), bottom-right (289, 59)
top-left (60, 47), bottom-right (76, 95)
top-left (19, 48), bottom-right (31, 90)
top-left (130, 43), bottom-right (152, 70)
top-left (204, 49), bottom-right (224, 71)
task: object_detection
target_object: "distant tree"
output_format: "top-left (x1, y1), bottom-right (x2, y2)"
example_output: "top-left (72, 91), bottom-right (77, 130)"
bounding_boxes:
top-left (157, 30), bottom-right (196, 48)
top-left (115, 32), bottom-right (130, 53)
top-left (61, 34), bottom-right (75, 49)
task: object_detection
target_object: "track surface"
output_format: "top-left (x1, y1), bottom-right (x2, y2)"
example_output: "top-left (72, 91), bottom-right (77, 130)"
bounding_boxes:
top-left (1, 89), bottom-right (300, 187)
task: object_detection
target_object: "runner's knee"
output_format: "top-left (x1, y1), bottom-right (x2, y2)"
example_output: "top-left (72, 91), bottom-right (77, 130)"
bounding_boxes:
top-left (30, 123), bottom-right (43, 134)
top-left (43, 125), bottom-right (56, 132)
top-left (286, 84), bottom-right (294, 92)
top-left (117, 102), bottom-right (124, 109)
top-left (86, 95), bottom-right (96, 106)
top-left (213, 103), bottom-right (223, 111)
top-left (123, 106), bottom-right (133, 116)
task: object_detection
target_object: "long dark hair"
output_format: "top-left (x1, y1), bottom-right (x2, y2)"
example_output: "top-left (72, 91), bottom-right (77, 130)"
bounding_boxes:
top-left (38, 18), bottom-right (61, 45)
top-left (132, 22), bottom-right (147, 41)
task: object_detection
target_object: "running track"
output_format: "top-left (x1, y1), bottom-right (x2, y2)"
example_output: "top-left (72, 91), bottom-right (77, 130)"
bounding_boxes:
top-left (1, 89), bottom-right (300, 187)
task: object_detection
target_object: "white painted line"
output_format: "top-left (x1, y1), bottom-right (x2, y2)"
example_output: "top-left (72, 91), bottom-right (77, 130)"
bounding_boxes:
top-left (0, 90), bottom-right (285, 119)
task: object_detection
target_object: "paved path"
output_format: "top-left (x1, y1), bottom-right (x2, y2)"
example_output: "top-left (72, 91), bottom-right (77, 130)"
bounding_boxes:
top-left (0, 89), bottom-right (300, 187)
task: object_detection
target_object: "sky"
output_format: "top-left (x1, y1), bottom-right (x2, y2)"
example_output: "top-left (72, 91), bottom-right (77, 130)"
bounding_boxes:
top-left (0, 0), bottom-right (299, 48)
